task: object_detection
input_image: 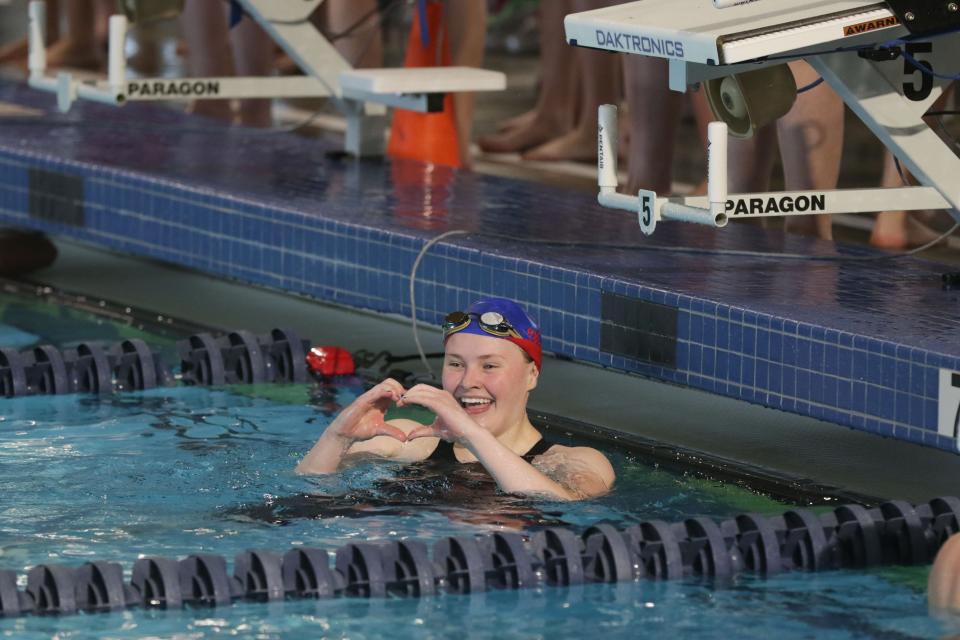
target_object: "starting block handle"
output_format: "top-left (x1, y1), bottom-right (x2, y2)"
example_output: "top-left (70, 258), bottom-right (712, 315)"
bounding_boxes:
top-left (28, 1), bottom-right (46, 77)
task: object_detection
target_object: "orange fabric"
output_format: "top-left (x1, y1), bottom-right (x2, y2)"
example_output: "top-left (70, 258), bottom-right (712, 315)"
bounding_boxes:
top-left (386, 1), bottom-right (461, 168)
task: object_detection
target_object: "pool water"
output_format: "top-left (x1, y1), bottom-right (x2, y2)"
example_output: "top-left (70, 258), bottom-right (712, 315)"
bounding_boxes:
top-left (0, 292), bottom-right (949, 639)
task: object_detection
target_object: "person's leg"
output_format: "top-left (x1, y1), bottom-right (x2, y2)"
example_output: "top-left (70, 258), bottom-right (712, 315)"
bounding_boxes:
top-left (0, 0), bottom-right (60, 65)
top-left (777, 61), bottom-right (843, 240)
top-left (869, 152), bottom-right (941, 248)
top-left (230, 15), bottom-right (274, 127)
top-left (622, 56), bottom-right (683, 194)
top-left (47, 0), bottom-right (61, 43)
top-left (325, 0), bottom-right (383, 68)
top-left (524, 0), bottom-right (620, 162)
top-left (180, 0), bottom-right (234, 122)
top-left (45, 0), bottom-right (103, 70)
top-left (478, 0), bottom-right (578, 153)
top-left (929, 533), bottom-right (960, 614)
top-left (94, 0), bottom-right (113, 47)
top-left (445, 0), bottom-right (487, 168)
top-left (870, 87), bottom-right (952, 248)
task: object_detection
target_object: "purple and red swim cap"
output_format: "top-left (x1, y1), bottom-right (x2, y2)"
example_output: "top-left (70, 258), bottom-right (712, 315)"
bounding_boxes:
top-left (441, 297), bottom-right (542, 370)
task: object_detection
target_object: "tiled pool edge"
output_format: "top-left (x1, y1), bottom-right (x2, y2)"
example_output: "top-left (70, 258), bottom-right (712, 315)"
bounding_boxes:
top-left (1, 148), bottom-right (957, 454)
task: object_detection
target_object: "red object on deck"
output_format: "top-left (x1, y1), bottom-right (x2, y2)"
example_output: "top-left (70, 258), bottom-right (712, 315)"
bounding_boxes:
top-left (306, 346), bottom-right (355, 377)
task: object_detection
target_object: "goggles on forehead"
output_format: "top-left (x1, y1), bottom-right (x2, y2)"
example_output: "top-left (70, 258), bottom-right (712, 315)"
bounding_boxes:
top-left (442, 310), bottom-right (522, 339)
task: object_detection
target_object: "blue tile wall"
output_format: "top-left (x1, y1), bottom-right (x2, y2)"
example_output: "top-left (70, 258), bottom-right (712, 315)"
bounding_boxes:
top-left (0, 82), bottom-right (958, 454)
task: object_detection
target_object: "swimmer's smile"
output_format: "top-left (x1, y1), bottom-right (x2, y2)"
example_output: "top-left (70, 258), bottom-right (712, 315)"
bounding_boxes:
top-left (458, 395), bottom-right (493, 415)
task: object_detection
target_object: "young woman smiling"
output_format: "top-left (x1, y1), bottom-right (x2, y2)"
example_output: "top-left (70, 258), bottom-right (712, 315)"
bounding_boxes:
top-left (296, 298), bottom-right (615, 501)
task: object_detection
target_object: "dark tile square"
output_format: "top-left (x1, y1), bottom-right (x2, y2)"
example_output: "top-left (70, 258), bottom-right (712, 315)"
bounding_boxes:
top-left (755, 359), bottom-right (769, 389)
top-left (895, 392), bottom-right (910, 425)
top-left (796, 369), bottom-right (811, 400)
top-left (782, 367), bottom-right (796, 397)
top-left (822, 376), bottom-right (838, 407)
top-left (837, 380), bottom-right (852, 410)
top-left (797, 339), bottom-right (811, 370)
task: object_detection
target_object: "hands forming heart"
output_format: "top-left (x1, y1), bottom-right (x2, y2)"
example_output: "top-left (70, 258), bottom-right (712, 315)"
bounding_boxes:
top-left (329, 380), bottom-right (480, 447)
top-left (398, 384), bottom-right (480, 446)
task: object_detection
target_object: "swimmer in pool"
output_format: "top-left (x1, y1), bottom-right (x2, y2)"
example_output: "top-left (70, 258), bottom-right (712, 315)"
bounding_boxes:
top-left (929, 532), bottom-right (960, 616)
top-left (296, 298), bottom-right (615, 500)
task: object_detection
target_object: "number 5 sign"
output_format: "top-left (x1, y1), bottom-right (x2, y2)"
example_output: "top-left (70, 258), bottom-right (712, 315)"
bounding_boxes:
top-left (638, 189), bottom-right (658, 236)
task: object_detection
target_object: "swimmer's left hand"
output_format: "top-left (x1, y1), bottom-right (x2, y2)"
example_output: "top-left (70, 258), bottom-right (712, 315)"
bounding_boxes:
top-left (397, 384), bottom-right (478, 445)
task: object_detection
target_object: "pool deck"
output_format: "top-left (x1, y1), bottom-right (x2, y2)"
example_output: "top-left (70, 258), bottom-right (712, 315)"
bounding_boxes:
top-left (0, 81), bottom-right (958, 455)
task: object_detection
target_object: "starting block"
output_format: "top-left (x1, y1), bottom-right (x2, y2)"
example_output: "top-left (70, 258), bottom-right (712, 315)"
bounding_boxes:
top-left (566, 0), bottom-right (960, 235)
top-left (24, 0), bottom-right (506, 157)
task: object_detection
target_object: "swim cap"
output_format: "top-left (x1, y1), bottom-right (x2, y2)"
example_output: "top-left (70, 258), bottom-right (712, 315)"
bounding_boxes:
top-left (442, 297), bottom-right (542, 370)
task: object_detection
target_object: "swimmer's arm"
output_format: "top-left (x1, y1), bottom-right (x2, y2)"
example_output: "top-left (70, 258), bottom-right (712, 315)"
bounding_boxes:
top-left (533, 446), bottom-right (616, 500)
top-left (467, 433), bottom-right (614, 501)
top-left (929, 532), bottom-right (960, 612)
top-left (296, 419), bottom-right (434, 474)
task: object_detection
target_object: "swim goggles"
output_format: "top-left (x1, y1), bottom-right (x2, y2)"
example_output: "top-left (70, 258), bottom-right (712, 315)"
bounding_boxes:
top-left (442, 310), bottom-right (522, 339)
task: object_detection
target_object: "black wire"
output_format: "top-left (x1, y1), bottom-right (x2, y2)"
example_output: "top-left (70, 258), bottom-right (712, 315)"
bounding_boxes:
top-left (260, 0), bottom-right (403, 35)
top-left (796, 76), bottom-right (824, 94)
top-left (892, 155), bottom-right (908, 185)
top-left (900, 49), bottom-right (960, 82)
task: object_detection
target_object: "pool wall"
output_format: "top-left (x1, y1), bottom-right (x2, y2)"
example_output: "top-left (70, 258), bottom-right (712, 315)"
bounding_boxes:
top-left (0, 83), bottom-right (957, 453)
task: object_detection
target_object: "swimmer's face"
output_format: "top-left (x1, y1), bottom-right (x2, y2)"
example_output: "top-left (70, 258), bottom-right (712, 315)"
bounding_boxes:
top-left (442, 332), bottom-right (539, 437)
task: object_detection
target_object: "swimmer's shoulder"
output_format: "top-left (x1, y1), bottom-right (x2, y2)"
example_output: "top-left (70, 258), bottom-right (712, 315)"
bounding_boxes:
top-left (533, 444), bottom-right (615, 498)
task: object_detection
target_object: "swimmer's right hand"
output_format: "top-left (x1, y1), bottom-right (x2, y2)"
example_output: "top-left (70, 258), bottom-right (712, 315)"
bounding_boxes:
top-left (327, 378), bottom-right (409, 444)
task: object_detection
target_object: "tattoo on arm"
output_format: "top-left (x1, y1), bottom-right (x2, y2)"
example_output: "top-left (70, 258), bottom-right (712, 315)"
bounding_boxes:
top-left (533, 455), bottom-right (610, 499)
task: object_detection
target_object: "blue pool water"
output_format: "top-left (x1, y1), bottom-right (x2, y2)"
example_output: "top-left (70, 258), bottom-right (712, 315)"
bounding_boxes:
top-left (0, 384), bottom-right (946, 639)
top-left (0, 292), bottom-right (949, 638)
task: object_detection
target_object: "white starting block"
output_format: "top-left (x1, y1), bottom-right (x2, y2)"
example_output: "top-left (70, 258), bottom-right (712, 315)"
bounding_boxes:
top-left (566, 0), bottom-right (960, 235)
top-left (25, 0), bottom-right (506, 157)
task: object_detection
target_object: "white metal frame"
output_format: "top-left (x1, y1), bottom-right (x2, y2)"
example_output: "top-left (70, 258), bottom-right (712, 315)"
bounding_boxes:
top-left (566, 0), bottom-right (960, 235)
top-left (25, 0), bottom-right (506, 156)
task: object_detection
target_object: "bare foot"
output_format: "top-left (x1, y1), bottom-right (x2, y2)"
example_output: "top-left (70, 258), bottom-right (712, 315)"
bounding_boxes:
top-left (45, 37), bottom-right (104, 71)
top-left (493, 108), bottom-right (538, 134)
top-left (870, 212), bottom-right (943, 249)
top-left (784, 214), bottom-right (833, 240)
top-left (0, 38), bottom-right (28, 65)
top-left (522, 123), bottom-right (597, 162)
top-left (478, 113), bottom-right (568, 154)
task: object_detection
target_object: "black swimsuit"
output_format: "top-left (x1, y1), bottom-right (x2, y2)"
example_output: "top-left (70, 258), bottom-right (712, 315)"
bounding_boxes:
top-left (425, 437), bottom-right (554, 463)
top-left (225, 436), bottom-right (565, 527)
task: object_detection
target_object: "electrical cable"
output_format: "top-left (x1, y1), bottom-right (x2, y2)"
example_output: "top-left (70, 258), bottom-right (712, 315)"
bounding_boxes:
top-left (326, 0), bottom-right (404, 42)
top-left (253, 0), bottom-right (403, 36)
top-left (796, 76), bottom-right (824, 93)
top-left (408, 230), bottom-right (469, 379)
top-left (896, 45), bottom-right (960, 81)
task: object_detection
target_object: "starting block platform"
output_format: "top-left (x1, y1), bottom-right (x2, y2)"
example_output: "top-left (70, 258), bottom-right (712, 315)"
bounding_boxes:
top-left (0, 81), bottom-right (957, 454)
